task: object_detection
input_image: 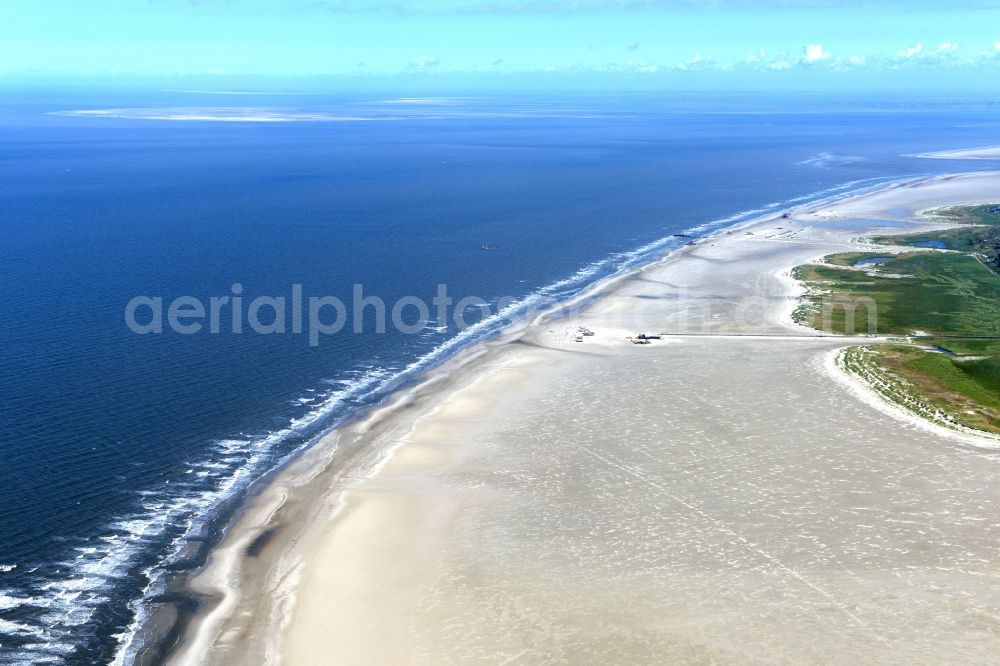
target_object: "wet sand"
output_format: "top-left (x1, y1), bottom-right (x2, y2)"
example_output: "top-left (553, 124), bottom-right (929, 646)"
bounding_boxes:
top-left (171, 173), bottom-right (1000, 666)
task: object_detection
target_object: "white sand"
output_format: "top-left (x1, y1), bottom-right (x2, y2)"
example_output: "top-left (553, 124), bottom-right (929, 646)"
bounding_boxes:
top-left (172, 173), bottom-right (1000, 666)
top-left (913, 146), bottom-right (1000, 160)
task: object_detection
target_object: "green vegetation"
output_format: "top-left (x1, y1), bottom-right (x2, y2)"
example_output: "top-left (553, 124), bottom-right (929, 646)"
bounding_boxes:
top-left (795, 205), bottom-right (1000, 436)
top-left (793, 251), bottom-right (1000, 337)
top-left (929, 203), bottom-right (1000, 226)
top-left (867, 203), bottom-right (1000, 274)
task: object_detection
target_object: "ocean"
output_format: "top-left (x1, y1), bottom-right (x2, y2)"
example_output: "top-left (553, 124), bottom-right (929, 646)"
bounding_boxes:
top-left (1, 90), bottom-right (999, 664)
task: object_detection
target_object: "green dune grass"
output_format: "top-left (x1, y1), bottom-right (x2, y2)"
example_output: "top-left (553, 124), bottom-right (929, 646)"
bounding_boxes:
top-left (793, 251), bottom-right (1000, 337)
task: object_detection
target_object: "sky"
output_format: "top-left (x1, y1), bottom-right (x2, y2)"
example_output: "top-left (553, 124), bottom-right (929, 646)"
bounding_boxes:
top-left (3, 0), bottom-right (1000, 90)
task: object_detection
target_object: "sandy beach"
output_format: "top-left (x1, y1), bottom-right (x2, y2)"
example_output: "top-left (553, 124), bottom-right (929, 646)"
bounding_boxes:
top-left (170, 172), bottom-right (1000, 665)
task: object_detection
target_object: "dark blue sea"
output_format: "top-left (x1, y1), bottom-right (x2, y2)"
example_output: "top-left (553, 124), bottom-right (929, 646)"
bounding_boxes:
top-left (2, 90), bottom-right (999, 664)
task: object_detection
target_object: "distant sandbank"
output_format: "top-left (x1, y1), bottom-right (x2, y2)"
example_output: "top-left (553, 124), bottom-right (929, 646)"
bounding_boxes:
top-left (913, 145), bottom-right (1000, 160)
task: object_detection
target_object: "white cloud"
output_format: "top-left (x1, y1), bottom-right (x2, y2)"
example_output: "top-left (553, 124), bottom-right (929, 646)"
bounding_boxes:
top-left (977, 41), bottom-right (1000, 63)
top-left (674, 53), bottom-right (715, 71)
top-left (599, 59), bottom-right (659, 73)
top-left (891, 41), bottom-right (962, 67)
top-left (409, 55), bottom-right (440, 70)
top-left (802, 43), bottom-right (830, 64)
top-left (514, 37), bottom-right (1000, 78)
top-left (661, 39), bottom-right (983, 76)
top-left (896, 43), bottom-right (925, 59)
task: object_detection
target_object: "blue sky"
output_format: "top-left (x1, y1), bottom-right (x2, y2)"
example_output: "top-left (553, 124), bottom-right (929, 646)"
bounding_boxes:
top-left (3, 0), bottom-right (1000, 89)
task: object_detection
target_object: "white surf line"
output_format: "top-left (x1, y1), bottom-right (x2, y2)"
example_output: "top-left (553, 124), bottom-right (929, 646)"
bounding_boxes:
top-left (577, 445), bottom-right (890, 646)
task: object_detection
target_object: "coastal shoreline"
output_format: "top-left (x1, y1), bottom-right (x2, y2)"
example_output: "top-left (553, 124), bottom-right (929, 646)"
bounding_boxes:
top-left (913, 146), bottom-right (1000, 160)
top-left (138, 175), bottom-right (908, 664)
top-left (167, 171), bottom-right (1000, 665)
